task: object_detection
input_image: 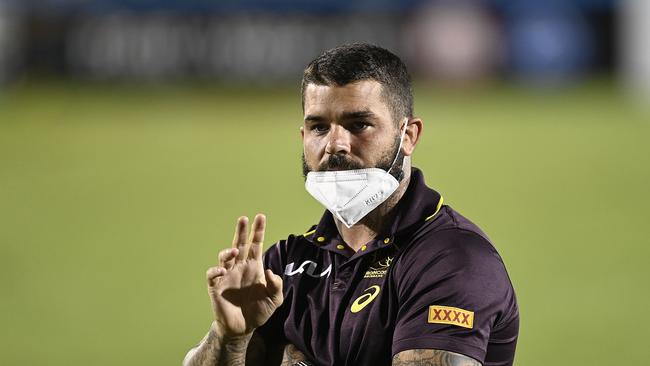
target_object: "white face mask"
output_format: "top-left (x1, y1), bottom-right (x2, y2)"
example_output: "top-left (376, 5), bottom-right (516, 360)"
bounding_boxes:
top-left (305, 121), bottom-right (408, 228)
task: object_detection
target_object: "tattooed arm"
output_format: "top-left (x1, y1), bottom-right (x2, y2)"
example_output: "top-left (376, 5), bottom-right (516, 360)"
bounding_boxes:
top-left (183, 321), bottom-right (306, 366)
top-left (183, 322), bottom-right (289, 366)
top-left (182, 321), bottom-right (252, 366)
top-left (392, 349), bottom-right (482, 366)
top-left (279, 343), bottom-right (310, 366)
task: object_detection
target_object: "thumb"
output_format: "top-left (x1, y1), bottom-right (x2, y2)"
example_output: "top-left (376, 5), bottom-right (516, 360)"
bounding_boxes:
top-left (265, 269), bottom-right (283, 302)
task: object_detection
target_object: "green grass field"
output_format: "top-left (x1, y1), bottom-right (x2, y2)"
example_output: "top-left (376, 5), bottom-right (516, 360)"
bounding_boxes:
top-left (1, 80), bottom-right (648, 365)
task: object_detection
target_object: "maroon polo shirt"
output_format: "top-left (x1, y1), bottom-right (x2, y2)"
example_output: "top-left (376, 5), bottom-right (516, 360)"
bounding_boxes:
top-left (257, 168), bottom-right (519, 365)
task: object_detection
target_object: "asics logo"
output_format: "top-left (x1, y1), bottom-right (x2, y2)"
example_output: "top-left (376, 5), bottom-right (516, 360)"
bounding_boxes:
top-left (350, 285), bottom-right (381, 313)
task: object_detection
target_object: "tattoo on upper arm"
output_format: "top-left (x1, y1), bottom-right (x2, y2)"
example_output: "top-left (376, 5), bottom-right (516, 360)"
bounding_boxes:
top-left (392, 349), bottom-right (482, 366)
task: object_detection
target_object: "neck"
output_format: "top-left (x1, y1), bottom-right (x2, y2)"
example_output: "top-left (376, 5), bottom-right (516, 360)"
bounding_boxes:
top-left (334, 164), bottom-right (412, 251)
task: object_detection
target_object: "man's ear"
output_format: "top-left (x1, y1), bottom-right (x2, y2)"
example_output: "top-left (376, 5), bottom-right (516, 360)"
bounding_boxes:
top-left (300, 126), bottom-right (305, 141)
top-left (402, 118), bottom-right (423, 156)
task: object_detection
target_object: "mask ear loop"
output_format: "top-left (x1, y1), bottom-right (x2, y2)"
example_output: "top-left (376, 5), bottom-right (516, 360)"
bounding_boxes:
top-left (387, 118), bottom-right (409, 174)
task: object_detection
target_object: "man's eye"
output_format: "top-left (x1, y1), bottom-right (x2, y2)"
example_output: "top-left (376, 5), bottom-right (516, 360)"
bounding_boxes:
top-left (312, 124), bottom-right (329, 133)
top-left (350, 122), bottom-right (369, 131)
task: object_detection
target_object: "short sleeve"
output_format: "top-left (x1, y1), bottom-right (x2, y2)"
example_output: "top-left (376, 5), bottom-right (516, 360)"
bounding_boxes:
top-left (391, 229), bottom-right (517, 363)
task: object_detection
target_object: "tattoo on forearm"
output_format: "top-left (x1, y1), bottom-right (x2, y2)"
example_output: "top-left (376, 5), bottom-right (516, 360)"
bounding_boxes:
top-left (183, 326), bottom-right (220, 366)
top-left (392, 349), bottom-right (482, 366)
top-left (219, 335), bottom-right (250, 366)
top-left (183, 325), bottom-right (252, 366)
top-left (280, 343), bottom-right (309, 366)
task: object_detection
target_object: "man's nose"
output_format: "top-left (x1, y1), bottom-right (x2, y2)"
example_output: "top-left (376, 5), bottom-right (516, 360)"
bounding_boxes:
top-left (325, 125), bottom-right (351, 155)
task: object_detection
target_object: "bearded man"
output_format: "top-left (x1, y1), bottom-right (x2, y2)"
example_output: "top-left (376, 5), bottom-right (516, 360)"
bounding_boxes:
top-left (183, 43), bottom-right (519, 366)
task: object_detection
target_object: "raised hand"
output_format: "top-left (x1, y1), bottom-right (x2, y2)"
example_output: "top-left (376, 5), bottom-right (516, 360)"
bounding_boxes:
top-left (206, 214), bottom-right (284, 338)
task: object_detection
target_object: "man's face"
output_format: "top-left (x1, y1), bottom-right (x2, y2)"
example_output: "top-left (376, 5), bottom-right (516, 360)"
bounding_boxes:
top-left (301, 80), bottom-right (403, 177)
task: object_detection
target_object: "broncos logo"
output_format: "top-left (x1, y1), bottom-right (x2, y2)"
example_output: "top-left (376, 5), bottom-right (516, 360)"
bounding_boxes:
top-left (367, 255), bottom-right (393, 271)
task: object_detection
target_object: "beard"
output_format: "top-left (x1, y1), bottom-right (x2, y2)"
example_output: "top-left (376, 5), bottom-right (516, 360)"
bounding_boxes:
top-left (302, 133), bottom-right (405, 182)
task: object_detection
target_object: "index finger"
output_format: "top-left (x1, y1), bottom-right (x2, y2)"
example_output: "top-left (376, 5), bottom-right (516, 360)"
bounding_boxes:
top-left (248, 213), bottom-right (266, 260)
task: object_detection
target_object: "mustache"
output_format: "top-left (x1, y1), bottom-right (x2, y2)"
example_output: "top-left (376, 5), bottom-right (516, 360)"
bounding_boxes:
top-left (318, 154), bottom-right (365, 171)
top-left (301, 153), bottom-right (364, 178)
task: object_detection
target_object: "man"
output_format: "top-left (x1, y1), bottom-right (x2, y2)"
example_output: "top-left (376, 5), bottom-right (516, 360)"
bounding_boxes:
top-left (183, 44), bottom-right (519, 366)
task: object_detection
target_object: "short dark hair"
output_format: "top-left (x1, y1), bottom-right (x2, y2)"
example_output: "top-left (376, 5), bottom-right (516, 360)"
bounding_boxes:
top-left (301, 43), bottom-right (413, 123)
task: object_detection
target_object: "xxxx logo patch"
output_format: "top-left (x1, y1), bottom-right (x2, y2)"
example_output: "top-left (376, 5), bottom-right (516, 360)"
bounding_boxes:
top-left (428, 305), bottom-right (474, 329)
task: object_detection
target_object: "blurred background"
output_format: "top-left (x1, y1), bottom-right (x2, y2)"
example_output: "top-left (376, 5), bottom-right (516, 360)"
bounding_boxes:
top-left (1, 0), bottom-right (649, 365)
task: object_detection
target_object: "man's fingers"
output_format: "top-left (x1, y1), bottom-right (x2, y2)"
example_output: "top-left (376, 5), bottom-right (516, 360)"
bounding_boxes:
top-left (206, 266), bottom-right (226, 287)
top-left (232, 216), bottom-right (248, 247)
top-left (264, 269), bottom-right (283, 305)
top-left (248, 214), bottom-right (266, 260)
top-left (218, 248), bottom-right (238, 269)
top-left (233, 216), bottom-right (249, 261)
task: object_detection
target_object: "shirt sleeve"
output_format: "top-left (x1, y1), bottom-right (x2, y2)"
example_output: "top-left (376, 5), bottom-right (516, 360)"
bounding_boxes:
top-left (391, 229), bottom-right (517, 363)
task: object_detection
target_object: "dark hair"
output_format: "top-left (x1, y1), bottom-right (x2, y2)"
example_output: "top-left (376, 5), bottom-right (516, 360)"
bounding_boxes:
top-left (301, 43), bottom-right (413, 123)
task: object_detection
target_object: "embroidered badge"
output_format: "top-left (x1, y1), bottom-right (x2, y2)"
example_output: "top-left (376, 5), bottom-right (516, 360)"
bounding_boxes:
top-left (428, 305), bottom-right (474, 329)
top-left (363, 255), bottom-right (393, 278)
top-left (350, 285), bottom-right (381, 313)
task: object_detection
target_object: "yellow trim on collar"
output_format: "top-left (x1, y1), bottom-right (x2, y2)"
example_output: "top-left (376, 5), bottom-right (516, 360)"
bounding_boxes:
top-left (425, 196), bottom-right (444, 221)
top-left (303, 229), bottom-right (316, 236)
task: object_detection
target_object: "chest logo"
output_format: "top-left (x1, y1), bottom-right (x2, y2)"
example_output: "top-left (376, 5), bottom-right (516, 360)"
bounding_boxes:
top-left (428, 305), bottom-right (474, 329)
top-left (350, 285), bottom-right (381, 313)
top-left (363, 255), bottom-right (393, 278)
top-left (284, 260), bottom-right (332, 278)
